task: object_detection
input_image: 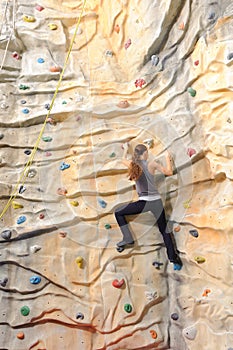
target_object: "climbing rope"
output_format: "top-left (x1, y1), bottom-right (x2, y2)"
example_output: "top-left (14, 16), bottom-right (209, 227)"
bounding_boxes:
top-left (0, 0), bottom-right (87, 219)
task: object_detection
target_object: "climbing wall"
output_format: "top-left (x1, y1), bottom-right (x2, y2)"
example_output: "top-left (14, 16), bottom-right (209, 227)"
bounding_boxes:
top-left (1, 0), bottom-right (233, 349)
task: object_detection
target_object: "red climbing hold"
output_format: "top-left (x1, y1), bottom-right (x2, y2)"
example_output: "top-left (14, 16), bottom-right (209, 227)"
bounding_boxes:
top-left (35, 4), bottom-right (44, 11)
top-left (112, 279), bottom-right (125, 288)
top-left (194, 60), bottom-right (199, 66)
top-left (135, 78), bottom-right (146, 88)
top-left (39, 213), bottom-right (45, 219)
top-left (124, 39), bottom-right (131, 49)
top-left (187, 148), bottom-right (196, 157)
top-left (12, 52), bottom-right (21, 60)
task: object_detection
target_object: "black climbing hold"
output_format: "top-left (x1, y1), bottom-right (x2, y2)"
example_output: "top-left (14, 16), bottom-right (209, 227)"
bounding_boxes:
top-left (0, 134), bottom-right (4, 140)
top-left (171, 312), bottom-right (179, 320)
top-left (152, 261), bottom-right (163, 270)
top-left (21, 100), bottom-right (27, 104)
top-left (19, 185), bottom-right (26, 194)
top-left (189, 229), bottom-right (199, 238)
top-left (0, 277), bottom-right (8, 287)
top-left (76, 312), bottom-right (84, 320)
top-left (1, 230), bottom-right (12, 240)
top-left (227, 53), bottom-right (233, 61)
top-left (24, 150), bottom-right (31, 155)
top-left (45, 103), bottom-right (50, 110)
top-left (208, 12), bottom-right (215, 20)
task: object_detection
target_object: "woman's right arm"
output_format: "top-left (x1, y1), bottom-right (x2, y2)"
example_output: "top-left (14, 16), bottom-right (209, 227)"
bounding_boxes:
top-left (121, 143), bottom-right (131, 167)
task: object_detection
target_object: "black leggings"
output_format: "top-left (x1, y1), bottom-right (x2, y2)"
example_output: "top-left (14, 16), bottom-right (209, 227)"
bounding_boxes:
top-left (115, 199), bottom-right (178, 262)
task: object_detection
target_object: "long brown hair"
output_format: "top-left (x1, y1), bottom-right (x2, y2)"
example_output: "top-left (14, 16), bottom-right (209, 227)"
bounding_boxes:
top-left (128, 144), bottom-right (147, 181)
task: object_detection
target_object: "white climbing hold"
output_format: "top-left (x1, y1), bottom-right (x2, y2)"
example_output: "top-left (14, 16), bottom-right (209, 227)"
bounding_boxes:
top-left (30, 245), bottom-right (41, 253)
top-left (183, 325), bottom-right (197, 340)
top-left (145, 290), bottom-right (157, 301)
top-left (105, 262), bottom-right (116, 272)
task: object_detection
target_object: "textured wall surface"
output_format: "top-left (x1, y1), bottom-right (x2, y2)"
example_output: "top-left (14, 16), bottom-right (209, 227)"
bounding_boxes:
top-left (0, 0), bottom-right (233, 349)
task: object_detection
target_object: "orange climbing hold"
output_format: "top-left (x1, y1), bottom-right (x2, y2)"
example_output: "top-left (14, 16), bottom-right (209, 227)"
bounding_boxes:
top-left (150, 330), bottom-right (157, 339)
top-left (178, 22), bottom-right (185, 30)
top-left (117, 100), bottom-right (129, 108)
top-left (114, 24), bottom-right (120, 33)
top-left (17, 332), bottom-right (25, 340)
top-left (202, 289), bottom-right (211, 297)
top-left (49, 66), bottom-right (62, 73)
top-left (174, 225), bottom-right (181, 232)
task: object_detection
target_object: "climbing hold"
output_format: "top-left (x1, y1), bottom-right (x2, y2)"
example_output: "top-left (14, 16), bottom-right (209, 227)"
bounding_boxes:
top-left (19, 185), bottom-right (26, 194)
top-left (145, 291), bottom-right (157, 301)
top-left (173, 263), bottom-right (182, 271)
top-left (37, 58), bottom-right (45, 64)
top-left (227, 118), bottom-right (231, 123)
top-left (208, 12), bottom-right (215, 20)
top-left (70, 201), bottom-right (79, 207)
top-left (49, 66), bottom-right (61, 73)
top-left (194, 256), bottom-right (206, 264)
top-left (57, 187), bottom-right (67, 195)
top-left (109, 152), bottom-right (116, 158)
top-left (48, 23), bottom-right (58, 30)
top-left (114, 24), bottom-right (120, 33)
top-left (35, 4), bottom-right (44, 11)
top-left (143, 138), bottom-right (154, 148)
top-left (23, 15), bottom-right (36, 22)
top-left (30, 276), bottom-right (41, 284)
top-left (0, 133), bottom-right (4, 140)
top-left (151, 55), bottom-right (159, 66)
top-left (24, 149), bottom-right (31, 155)
top-left (76, 115), bottom-right (82, 121)
top-left (171, 312), bottom-right (179, 320)
top-left (62, 100), bottom-right (67, 105)
top-left (0, 277), bottom-right (8, 287)
top-left (124, 304), bottom-right (132, 313)
top-left (39, 213), bottom-right (45, 219)
top-left (76, 312), bottom-right (84, 320)
top-left (59, 231), bottom-right (67, 238)
top-left (105, 50), bottom-right (113, 57)
top-left (12, 51), bottom-right (21, 60)
top-left (60, 162), bottom-right (70, 171)
top-left (27, 169), bottom-right (37, 178)
top-left (189, 229), bottom-right (199, 238)
top-left (112, 279), bottom-right (125, 288)
top-left (135, 78), bottom-right (146, 88)
top-left (76, 256), bottom-right (83, 268)
top-left (194, 60), bottom-right (199, 66)
top-left (22, 108), bottom-right (29, 114)
top-left (45, 151), bottom-right (52, 157)
top-left (17, 216), bottom-right (26, 225)
top-left (227, 53), bottom-right (233, 61)
top-left (21, 100), bottom-right (27, 104)
top-left (150, 330), bottom-right (157, 339)
top-left (183, 325), bottom-right (197, 340)
top-left (174, 225), bottom-right (181, 232)
top-left (178, 22), bottom-right (185, 30)
top-left (0, 102), bottom-right (8, 109)
top-left (152, 261), bottom-right (163, 270)
top-left (124, 38), bottom-right (131, 49)
top-left (187, 148), bottom-right (196, 157)
top-left (1, 230), bottom-right (12, 240)
top-left (117, 100), bottom-right (129, 108)
top-left (202, 288), bottom-right (211, 297)
top-left (45, 103), bottom-right (50, 110)
top-left (187, 87), bottom-right (196, 97)
top-left (19, 84), bottom-right (30, 90)
top-left (42, 136), bottom-right (52, 142)
top-left (12, 201), bottom-right (24, 209)
top-left (98, 198), bottom-right (107, 208)
top-left (104, 224), bottom-right (111, 229)
top-left (20, 306), bottom-right (30, 316)
top-left (47, 117), bottom-right (56, 125)
top-left (30, 245), bottom-right (41, 253)
top-left (17, 332), bottom-right (25, 340)
top-left (183, 199), bottom-right (191, 209)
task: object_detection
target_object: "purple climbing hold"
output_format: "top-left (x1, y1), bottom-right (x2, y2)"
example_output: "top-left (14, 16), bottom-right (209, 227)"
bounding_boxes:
top-left (30, 276), bottom-right (41, 284)
top-left (22, 108), bottom-right (29, 114)
top-left (1, 229), bottom-right (12, 240)
top-left (98, 198), bottom-right (107, 208)
top-left (0, 277), bottom-right (8, 287)
top-left (171, 313), bottom-right (179, 320)
top-left (227, 53), bottom-right (233, 61)
top-left (60, 162), bottom-right (70, 171)
top-left (76, 312), bottom-right (84, 320)
top-left (24, 150), bottom-right (31, 155)
top-left (37, 58), bottom-right (45, 63)
top-left (208, 12), bottom-right (215, 20)
top-left (189, 229), bottom-right (199, 238)
top-left (19, 185), bottom-right (26, 194)
top-left (45, 103), bottom-right (50, 110)
top-left (17, 216), bottom-right (26, 225)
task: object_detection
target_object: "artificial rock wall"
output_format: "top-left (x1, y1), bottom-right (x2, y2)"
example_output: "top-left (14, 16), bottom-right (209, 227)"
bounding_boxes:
top-left (0, 0), bottom-right (233, 349)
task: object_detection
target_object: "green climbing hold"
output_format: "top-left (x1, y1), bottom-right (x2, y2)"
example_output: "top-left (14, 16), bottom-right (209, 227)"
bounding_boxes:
top-left (187, 87), bottom-right (196, 97)
top-left (104, 224), bottom-right (111, 229)
top-left (42, 136), bottom-right (53, 142)
top-left (19, 84), bottom-right (30, 90)
top-left (20, 306), bottom-right (30, 316)
top-left (109, 152), bottom-right (116, 158)
top-left (124, 303), bottom-right (132, 313)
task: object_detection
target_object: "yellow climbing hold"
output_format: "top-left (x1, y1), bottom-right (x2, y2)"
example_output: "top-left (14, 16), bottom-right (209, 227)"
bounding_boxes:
top-left (23, 15), bottom-right (36, 23)
top-left (76, 256), bottom-right (83, 268)
top-left (183, 199), bottom-right (191, 209)
top-left (48, 23), bottom-right (58, 30)
top-left (12, 201), bottom-right (24, 209)
top-left (194, 256), bottom-right (206, 264)
top-left (70, 201), bottom-right (79, 207)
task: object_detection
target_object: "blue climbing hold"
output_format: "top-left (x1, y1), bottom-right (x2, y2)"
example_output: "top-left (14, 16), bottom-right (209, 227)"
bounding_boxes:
top-left (189, 229), bottom-right (199, 238)
top-left (60, 162), bottom-right (70, 171)
top-left (17, 216), bottom-right (26, 224)
top-left (37, 58), bottom-right (45, 63)
top-left (173, 263), bottom-right (182, 271)
top-left (30, 276), bottom-right (41, 284)
top-left (98, 198), bottom-right (107, 208)
top-left (22, 108), bottom-right (29, 114)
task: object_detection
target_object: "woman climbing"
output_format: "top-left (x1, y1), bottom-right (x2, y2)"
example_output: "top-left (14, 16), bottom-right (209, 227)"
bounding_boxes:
top-left (114, 143), bottom-right (182, 270)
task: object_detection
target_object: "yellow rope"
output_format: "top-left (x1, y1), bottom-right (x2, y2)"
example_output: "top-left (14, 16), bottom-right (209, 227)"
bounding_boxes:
top-left (0, 0), bottom-right (87, 219)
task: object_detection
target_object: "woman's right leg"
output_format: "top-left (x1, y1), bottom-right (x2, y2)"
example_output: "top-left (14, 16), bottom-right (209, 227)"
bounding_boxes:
top-left (115, 200), bottom-right (146, 245)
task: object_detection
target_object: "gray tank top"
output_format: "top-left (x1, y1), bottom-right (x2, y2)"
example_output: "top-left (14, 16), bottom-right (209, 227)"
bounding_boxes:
top-left (135, 160), bottom-right (160, 198)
